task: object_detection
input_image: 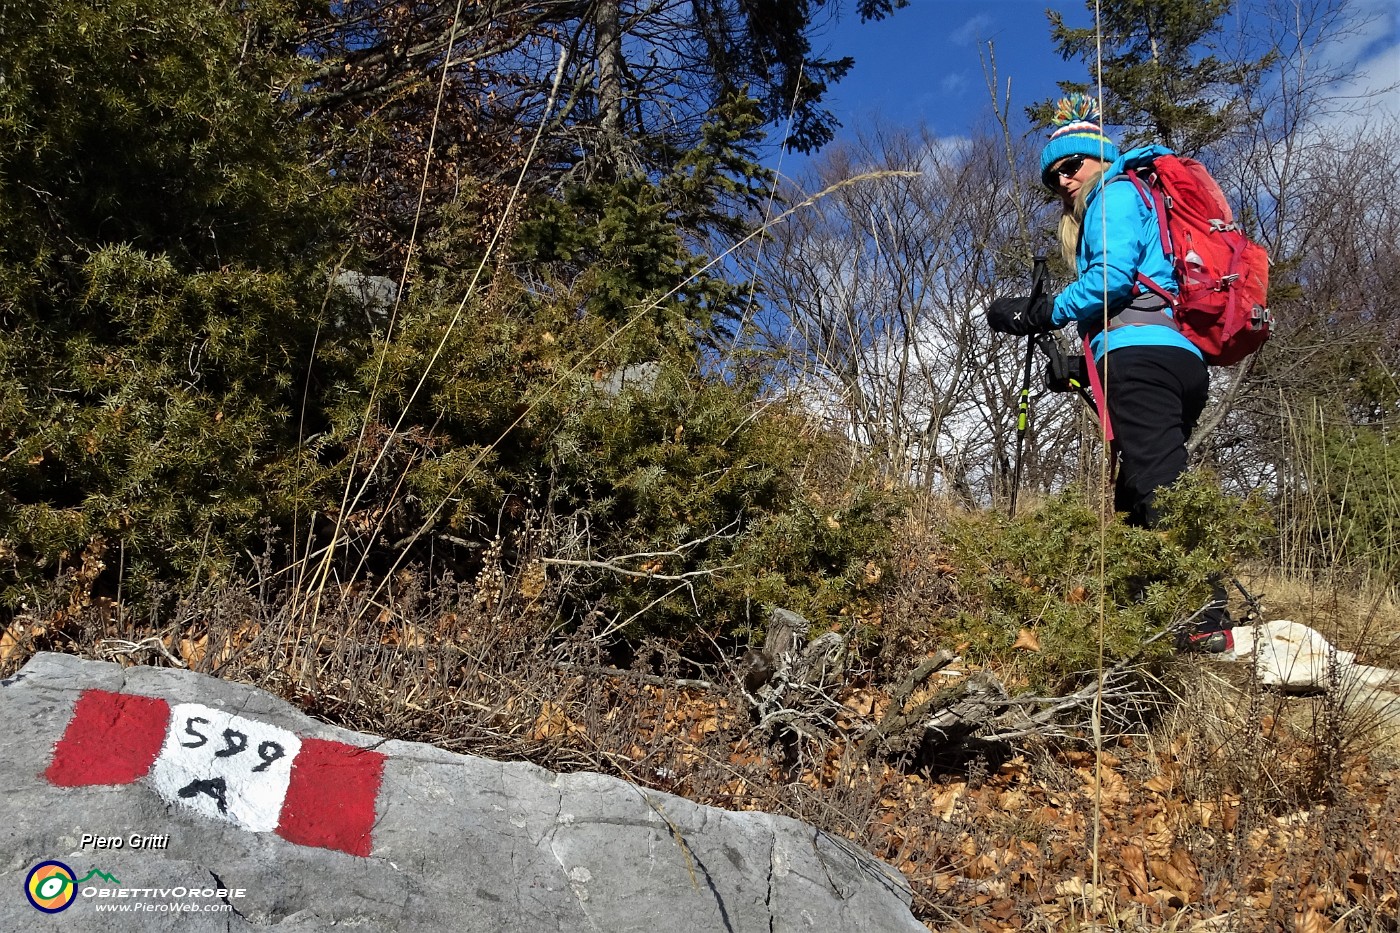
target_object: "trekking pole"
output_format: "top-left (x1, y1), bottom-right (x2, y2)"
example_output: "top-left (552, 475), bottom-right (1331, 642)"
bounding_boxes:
top-left (1231, 575), bottom-right (1266, 624)
top-left (1009, 256), bottom-right (1048, 518)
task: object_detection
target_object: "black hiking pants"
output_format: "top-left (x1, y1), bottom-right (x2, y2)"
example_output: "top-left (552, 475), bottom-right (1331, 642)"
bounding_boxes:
top-left (1101, 344), bottom-right (1230, 631)
top-left (1102, 345), bottom-right (1229, 628)
top-left (1099, 345), bottom-right (1208, 530)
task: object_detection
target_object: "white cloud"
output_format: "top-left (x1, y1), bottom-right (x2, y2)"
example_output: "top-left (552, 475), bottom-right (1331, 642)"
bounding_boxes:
top-left (950, 14), bottom-right (994, 48)
top-left (1337, 38), bottom-right (1400, 125)
top-left (939, 72), bottom-right (970, 96)
top-left (1317, 0), bottom-right (1400, 130)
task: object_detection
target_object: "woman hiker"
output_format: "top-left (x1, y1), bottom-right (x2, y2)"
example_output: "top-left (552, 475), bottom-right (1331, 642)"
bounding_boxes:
top-left (985, 93), bottom-right (1231, 651)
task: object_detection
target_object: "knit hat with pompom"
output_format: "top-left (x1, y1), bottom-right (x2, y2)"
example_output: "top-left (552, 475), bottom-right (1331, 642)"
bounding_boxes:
top-left (1040, 93), bottom-right (1119, 188)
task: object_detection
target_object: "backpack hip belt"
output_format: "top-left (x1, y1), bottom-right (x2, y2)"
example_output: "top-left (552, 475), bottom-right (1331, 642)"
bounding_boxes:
top-left (1097, 292), bottom-right (1179, 334)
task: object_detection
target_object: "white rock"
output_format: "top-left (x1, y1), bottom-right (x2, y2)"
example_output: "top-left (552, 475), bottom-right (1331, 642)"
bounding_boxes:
top-left (1226, 619), bottom-right (1400, 703)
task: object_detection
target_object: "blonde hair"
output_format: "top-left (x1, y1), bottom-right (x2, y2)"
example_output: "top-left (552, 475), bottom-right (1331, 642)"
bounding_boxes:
top-left (1055, 165), bottom-right (1110, 268)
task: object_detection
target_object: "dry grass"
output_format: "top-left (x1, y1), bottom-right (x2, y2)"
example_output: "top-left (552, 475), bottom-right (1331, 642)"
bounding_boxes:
top-left (1238, 568), bottom-right (1400, 666)
top-left (5, 553), bottom-right (1400, 931)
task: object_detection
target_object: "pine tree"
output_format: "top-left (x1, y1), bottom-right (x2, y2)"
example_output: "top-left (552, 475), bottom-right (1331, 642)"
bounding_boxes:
top-left (1044, 0), bottom-right (1274, 155)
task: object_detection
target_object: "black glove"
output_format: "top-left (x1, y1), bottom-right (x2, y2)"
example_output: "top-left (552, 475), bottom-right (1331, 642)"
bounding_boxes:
top-left (987, 294), bottom-right (1056, 336)
top-left (1044, 349), bottom-right (1089, 393)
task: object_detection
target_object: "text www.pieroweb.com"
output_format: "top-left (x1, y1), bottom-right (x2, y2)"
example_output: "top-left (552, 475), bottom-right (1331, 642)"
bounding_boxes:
top-left (94, 902), bottom-right (233, 913)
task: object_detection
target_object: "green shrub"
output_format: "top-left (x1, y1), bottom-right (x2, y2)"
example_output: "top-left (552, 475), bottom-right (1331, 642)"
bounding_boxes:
top-left (301, 267), bottom-right (900, 645)
top-left (549, 369), bottom-right (900, 641)
top-left (0, 1), bottom-right (349, 602)
top-left (0, 4), bottom-right (894, 650)
top-left (939, 473), bottom-right (1272, 690)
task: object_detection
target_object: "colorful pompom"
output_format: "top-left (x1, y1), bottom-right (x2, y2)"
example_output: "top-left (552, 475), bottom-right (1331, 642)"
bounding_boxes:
top-left (1040, 90), bottom-right (1119, 182)
top-left (1052, 93), bottom-right (1101, 129)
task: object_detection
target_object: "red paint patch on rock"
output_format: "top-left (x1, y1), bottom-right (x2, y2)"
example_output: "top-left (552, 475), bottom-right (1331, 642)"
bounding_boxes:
top-left (46, 689), bottom-right (171, 786)
top-left (276, 737), bottom-right (385, 856)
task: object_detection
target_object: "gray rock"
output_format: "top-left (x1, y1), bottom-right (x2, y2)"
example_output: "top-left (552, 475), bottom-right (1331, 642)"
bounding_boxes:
top-left (332, 269), bottom-right (399, 324)
top-left (598, 361), bottom-right (661, 397)
top-left (2, 653), bottom-right (923, 932)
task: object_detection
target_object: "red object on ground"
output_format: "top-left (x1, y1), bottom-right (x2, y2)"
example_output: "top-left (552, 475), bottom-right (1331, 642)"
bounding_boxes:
top-left (45, 689), bottom-right (171, 786)
top-left (276, 736), bottom-right (386, 857)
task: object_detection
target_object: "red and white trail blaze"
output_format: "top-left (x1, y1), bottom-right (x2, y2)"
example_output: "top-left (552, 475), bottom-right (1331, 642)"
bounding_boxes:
top-left (45, 689), bottom-right (385, 857)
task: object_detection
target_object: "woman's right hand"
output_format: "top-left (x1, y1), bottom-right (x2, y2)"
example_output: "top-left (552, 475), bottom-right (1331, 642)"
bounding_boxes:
top-left (987, 295), bottom-right (1055, 336)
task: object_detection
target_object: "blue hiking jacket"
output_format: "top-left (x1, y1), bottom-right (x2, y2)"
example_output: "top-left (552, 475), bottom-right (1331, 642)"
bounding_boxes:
top-left (1049, 145), bottom-right (1202, 362)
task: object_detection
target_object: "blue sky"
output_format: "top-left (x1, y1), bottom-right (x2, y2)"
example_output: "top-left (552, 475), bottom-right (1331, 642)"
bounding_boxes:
top-left (792, 0), bottom-right (1400, 153)
top-left (810, 1), bottom-right (1092, 141)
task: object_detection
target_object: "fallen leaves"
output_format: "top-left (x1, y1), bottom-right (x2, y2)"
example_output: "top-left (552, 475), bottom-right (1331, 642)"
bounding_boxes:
top-left (1148, 847), bottom-right (1203, 902)
top-left (1121, 844), bottom-right (1151, 895)
top-left (1011, 628), bottom-right (1041, 652)
top-left (529, 701), bottom-right (587, 742)
top-left (932, 783), bottom-right (966, 820)
top-left (1294, 907), bottom-right (1342, 933)
top-left (0, 618), bottom-right (39, 664)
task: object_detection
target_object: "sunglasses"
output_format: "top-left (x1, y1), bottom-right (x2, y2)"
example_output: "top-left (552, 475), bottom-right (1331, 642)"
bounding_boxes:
top-left (1050, 157), bottom-right (1086, 181)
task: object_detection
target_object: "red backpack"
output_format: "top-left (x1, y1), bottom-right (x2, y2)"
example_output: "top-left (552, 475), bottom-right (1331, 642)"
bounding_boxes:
top-left (1118, 153), bottom-right (1273, 365)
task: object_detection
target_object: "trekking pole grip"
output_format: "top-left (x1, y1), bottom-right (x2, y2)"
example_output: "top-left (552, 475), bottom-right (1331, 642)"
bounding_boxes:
top-left (1029, 256), bottom-right (1047, 304)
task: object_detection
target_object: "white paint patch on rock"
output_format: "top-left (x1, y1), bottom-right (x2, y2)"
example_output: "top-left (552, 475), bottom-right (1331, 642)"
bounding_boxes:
top-left (149, 702), bottom-right (301, 832)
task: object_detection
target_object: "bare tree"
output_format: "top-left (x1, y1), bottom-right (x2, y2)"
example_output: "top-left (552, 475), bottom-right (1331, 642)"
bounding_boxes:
top-left (1194, 0), bottom-right (1400, 496)
top-left (755, 122), bottom-right (1093, 505)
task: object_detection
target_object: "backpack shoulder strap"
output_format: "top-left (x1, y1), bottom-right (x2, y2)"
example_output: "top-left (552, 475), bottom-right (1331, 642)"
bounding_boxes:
top-left (1107, 170), bottom-right (1153, 210)
top-left (1107, 169), bottom-right (1178, 306)
top-left (1112, 171), bottom-right (1171, 252)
